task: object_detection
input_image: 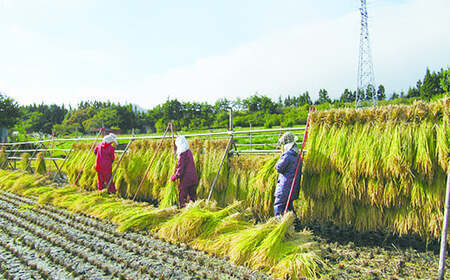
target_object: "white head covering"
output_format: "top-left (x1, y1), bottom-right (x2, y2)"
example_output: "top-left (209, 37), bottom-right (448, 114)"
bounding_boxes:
top-left (175, 135), bottom-right (189, 157)
top-left (103, 133), bottom-right (117, 144)
top-left (278, 132), bottom-right (299, 153)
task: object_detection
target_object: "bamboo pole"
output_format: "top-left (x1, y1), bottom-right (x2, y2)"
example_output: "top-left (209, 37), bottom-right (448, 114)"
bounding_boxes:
top-left (284, 107), bottom-right (315, 214)
top-left (170, 122), bottom-right (177, 163)
top-left (74, 129), bottom-right (103, 185)
top-left (25, 140), bottom-right (43, 173)
top-left (250, 123), bottom-right (252, 150)
top-left (207, 136), bottom-right (233, 201)
top-left (6, 144), bottom-right (18, 169)
top-left (52, 139), bottom-right (79, 180)
top-left (105, 139), bottom-right (133, 193)
top-left (47, 131), bottom-right (55, 177)
top-left (438, 170), bottom-right (450, 280)
top-left (132, 123), bottom-right (171, 201)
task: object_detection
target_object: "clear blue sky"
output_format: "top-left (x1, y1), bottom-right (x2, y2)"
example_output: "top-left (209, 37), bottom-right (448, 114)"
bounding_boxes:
top-left (0, 0), bottom-right (448, 108)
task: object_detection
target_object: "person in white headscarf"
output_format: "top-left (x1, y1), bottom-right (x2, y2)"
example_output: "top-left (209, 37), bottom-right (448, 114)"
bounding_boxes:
top-left (274, 132), bottom-right (301, 217)
top-left (93, 133), bottom-right (117, 194)
top-left (170, 136), bottom-right (198, 208)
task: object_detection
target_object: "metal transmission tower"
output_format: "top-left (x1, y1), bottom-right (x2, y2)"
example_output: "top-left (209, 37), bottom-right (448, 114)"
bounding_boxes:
top-left (356, 0), bottom-right (376, 108)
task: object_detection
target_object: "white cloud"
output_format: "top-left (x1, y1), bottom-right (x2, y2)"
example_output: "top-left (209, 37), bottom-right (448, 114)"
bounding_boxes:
top-left (132, 0), bottom-right (449, 107)
top-left (1, 0), bottom-right (449, 108)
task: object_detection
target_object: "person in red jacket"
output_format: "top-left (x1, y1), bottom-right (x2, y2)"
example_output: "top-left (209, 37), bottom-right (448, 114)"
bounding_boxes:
top-left (170, 135), bottom-right (198, 208)
top-left (94, 133), bottom-right (117, 194)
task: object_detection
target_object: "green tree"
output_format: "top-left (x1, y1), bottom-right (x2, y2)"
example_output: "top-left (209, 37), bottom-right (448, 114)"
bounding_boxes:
top-left (83, 108), bottom-right (120, 131)
top-left (365, 85), bottom-right (376, 101)
top-left (0, 94), bottom-right (20, 128)
top-left (316, 89), bottom-right (331, 105)
top-left (441, 68), bottom-right (449, 93)
top-left (340, 88), bottom-right (355, 103)
top-left (420, 68), bottom-right (441, 100)
top-left (243, 94), bottom-right (277, 113)
top-left (15, 111), bottom-right (44, 134)
top-left (64, 107), bottom-right (97, 133)
top-left (356, 89), bottom-right (365, 102)
top-left (376, 85), bottom-right (386, 101)
top-left (390, 92), bottom-right (400, 100)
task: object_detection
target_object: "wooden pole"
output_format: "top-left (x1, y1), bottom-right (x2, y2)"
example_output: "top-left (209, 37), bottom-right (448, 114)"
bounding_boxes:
top-left (105, 139), bottom-right (134, 193)
top-left (207, 135), bottom-right (233, 201)
top-left (250, 123), bottom-right (252, 150)
top-left (47, 131), bottom-right (55, 177)
top-left (74, 128), bottom-right (103, 185)
top-left (284, 107), bottom-right (315, 214)
top-left (438, 170), bottom-right (450, 280)
top-left (53, 139), bottom-right (78, 180)
top-left (25, 140), bottom-right (43, 173)
top-left (6, 144), bottom-right (18, 169)
top-left (132, 123), bottom-right (171, 201)
top-left (170, 122), bottom-right (177, 163)
top-left (229, 108), bottom-right (233, 131)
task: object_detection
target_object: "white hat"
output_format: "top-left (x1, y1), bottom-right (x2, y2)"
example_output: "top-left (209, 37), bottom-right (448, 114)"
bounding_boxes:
top-left (278, 132), bottom-right (298, 152)
top-left (103, 133), bottom-right (117, 144)
top-left (175, 135), bottom-right (189, 157)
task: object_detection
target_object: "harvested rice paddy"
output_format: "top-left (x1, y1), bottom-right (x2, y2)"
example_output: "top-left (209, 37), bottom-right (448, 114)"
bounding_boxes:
top-left (0, 98), bottom-right (448, 279)
top-left (0, 189), bottom-right (272, 280)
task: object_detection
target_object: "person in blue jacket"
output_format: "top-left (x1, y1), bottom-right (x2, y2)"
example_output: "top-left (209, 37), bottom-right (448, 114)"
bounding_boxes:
top-left (274, 132), bottom-right (302, 217)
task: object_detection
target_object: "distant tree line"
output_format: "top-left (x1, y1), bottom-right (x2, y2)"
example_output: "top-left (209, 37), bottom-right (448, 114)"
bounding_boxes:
top-left (0, 67), bottom-right (447, 137)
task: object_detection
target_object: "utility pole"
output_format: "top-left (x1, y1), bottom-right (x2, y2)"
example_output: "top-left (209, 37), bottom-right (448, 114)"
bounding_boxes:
top-left (229, 108), bottom-right (233, 131)
top-left (356, 0), bottom-right (376, 108)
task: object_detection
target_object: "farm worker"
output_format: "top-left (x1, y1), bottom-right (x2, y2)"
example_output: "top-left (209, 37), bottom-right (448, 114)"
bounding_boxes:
top-left (274, 132), bottom-right (301, 217)
top-left (94, 133), bottom-right (117, 194)
top-left (170, 135), bottom-right (199, 208)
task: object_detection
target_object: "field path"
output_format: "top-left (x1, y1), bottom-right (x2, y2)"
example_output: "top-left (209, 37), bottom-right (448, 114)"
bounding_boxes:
top-left (0, 190), bottom-right (272, 280)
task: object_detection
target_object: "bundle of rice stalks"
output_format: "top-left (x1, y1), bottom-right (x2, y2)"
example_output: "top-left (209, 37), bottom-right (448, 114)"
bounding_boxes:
top-left (117, 206), bottom-right (178, 232)
top-left (414, 122), bottom-right (435, 183)
top-left (227, 156), bottom-right (266, 204)
top-left (159, 180), bottom-right (178, 208)
top-left (270, 251), bottom-right (323, 280)
top-left (35, 152), bottom-right (47, 175)
top-left (0, 146), bottom-right (8, 169)
top-left (191, 211), bottom-right (253, 252)
top-left (435, 121), bottom-right (449, 172)
top-left (77, 152), bottom-right (97, 190)
top-left (22, 185), bottom-right (54, 197)
top-left (224, 218), bottom-right (278, 265)
top-left (37, 185), bottom-right (79, 204)
top-left (250, 212), bottom-right (317, 268)
top-left (198, 139), bottom-right (229, 202)
top-left (10, 173), bottom-right (48, 194)
top-left (354, 204), bottom-right (383, 232)
top-left (328, 125), bottom-right (350, 174)
top-left (247, 157), bottom-right (278, 218)
top-left (0, 170), bottom-right (24, 189)
top-left (309, 99), bottom-right (445, 126)
top-left (156, 200), bottom-right (241, 243)
top-left (18, 153), bottom-right (31, 172)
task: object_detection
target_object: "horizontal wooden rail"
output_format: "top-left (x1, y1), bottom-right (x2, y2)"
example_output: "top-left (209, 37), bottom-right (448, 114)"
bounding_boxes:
top-left (7, 156), bottom-right (65, 161)
top-left (5, 149), bottom-right (71, 153)
top-left (1, 127), bottom-right (306, 146)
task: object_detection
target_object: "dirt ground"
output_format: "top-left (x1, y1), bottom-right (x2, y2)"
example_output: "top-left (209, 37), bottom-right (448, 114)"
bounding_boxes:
top-left (303, 221), bottom-right (449, 279)
top-left (0, 190), bottom-right (272, 280)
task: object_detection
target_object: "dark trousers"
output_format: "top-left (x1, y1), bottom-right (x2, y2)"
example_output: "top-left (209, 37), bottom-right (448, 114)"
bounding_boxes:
top-left (178, 184), bottom-right (197, 208)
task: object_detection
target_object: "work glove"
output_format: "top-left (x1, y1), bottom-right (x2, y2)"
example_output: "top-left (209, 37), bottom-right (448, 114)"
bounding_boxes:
top-left (170, 175), bottom-right (176, 182)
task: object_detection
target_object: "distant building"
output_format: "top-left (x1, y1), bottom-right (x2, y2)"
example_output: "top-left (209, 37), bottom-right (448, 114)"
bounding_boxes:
top-left (89, 128), bottom-right (122, 135)
top-left (0, 128), bottom-right (8, 143)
